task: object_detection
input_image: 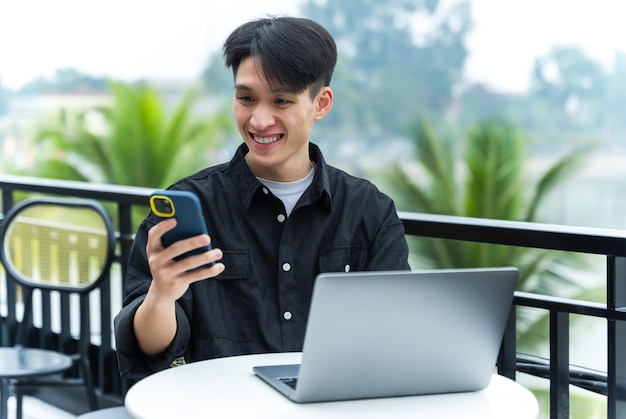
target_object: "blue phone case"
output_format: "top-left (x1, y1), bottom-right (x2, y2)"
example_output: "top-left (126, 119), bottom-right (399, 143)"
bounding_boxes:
top-left (149, 190), bottom-right (214, 266)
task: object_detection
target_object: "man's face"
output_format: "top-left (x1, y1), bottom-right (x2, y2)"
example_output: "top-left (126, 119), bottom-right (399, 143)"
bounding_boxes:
top-left (232, 57), bottom-right (332, 182)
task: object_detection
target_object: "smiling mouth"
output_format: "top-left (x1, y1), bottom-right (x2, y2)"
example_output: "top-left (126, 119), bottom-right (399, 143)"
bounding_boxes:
top-left (252, 134), bottom-right (283, 144)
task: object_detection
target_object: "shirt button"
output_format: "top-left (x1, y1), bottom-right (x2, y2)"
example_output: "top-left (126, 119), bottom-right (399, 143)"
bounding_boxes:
top-left (282, 263), bottom-right (291, 272)
top-left (277, 214), bottom-right (286, 223)
top-left (262, 187), bottom-right (269, 195)
top-left (283, 311), bottom-right (292, 320)
top-left (344, 264), bottom-right (351, 272)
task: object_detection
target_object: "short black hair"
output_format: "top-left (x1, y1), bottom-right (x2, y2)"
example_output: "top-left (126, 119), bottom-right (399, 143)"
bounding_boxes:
top-left (223, 16), bottom-right (337, 97)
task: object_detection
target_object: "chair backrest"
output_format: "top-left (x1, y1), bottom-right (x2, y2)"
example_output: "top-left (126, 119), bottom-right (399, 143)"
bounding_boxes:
top-left (0, 197), bottom-right (116, 347)
top-left (1, 197), bottom-right (115, 294)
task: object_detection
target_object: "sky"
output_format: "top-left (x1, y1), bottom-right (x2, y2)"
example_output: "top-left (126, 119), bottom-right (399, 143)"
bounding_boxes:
top-left (0, 0), bottom-right (625, 93)
top-left (466, 0), bottom-right (626, 91)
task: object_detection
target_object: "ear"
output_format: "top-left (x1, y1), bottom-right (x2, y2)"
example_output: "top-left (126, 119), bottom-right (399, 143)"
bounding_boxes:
top-left (314, 87), bottom-right (333, 121)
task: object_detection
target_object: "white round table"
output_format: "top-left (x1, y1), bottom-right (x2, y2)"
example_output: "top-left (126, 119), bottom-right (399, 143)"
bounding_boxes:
top-left (125, 352), bottom-right (538, 419)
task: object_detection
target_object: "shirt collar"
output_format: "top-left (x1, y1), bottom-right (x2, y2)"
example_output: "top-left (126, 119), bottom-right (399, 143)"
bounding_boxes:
top-left (229, 142), bottom-right (332, 212)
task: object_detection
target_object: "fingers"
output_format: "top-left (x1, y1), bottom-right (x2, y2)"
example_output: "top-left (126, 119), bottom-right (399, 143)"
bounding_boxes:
top-left (147, 218), bottom-right (177, 251)
top-left (182, 259), bottom-right (226, 283)
top-left (172, 247), bottom-right (224, 277)
top-left (146, 220), bottom-right (225, 301)
top-left (148, 218), bottom-right (219, 270)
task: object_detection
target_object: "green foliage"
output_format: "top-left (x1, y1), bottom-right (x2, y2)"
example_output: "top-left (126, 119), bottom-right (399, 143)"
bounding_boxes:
top-left (28, 81), bottom-right (233, 189)
top-left (464, 120), bottom-right (526, 220)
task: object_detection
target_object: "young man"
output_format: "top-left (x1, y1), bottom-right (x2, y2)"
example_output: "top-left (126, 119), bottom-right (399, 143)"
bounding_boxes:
top-left (114, 16), bottom-right (410, 381)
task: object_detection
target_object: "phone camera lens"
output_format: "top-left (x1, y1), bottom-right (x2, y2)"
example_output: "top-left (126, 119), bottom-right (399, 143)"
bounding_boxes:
top-left (156, 198), bottom-right (172, 214)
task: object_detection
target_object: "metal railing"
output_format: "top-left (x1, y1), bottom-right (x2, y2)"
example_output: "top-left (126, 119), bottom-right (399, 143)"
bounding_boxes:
top-left (0, 174), bottom-right (624, 418)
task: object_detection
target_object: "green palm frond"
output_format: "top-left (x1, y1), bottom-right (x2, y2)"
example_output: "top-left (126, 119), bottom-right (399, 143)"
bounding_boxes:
top-left (388, 164), bottom-right (438, 213)
top-left (163, 86), bottom-right (198, 147)
top-left (26, 158), bottom-right (90, 182)
top-left (404, 117), bottom-right (459, 214)
top-left (465, 118), bottom-right (525, 220)
top-left (524, 145), bottom-right (591, 222)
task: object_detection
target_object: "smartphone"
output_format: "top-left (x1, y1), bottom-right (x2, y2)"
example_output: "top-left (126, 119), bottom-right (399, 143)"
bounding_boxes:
top-left (149, 190), bottom-right (214, 267)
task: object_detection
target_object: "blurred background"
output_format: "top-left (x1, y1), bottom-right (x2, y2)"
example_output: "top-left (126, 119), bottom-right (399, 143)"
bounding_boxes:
top-left (0, 1), bottom-right (624, 416)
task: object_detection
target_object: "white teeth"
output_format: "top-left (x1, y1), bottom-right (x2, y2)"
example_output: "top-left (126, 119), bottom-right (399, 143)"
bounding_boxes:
top-left (254, 135), bottom-right (280, 144)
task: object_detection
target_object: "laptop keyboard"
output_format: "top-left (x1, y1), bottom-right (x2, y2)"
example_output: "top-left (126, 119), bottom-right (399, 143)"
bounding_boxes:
top-left (279, 377), bottom-right (298, 390)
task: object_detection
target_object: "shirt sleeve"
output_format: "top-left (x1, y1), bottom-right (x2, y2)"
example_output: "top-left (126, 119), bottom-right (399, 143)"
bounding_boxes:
top-left (113, 221), bottom-right (192, 381)
top-left (364, 190), bottom-right (411, 271)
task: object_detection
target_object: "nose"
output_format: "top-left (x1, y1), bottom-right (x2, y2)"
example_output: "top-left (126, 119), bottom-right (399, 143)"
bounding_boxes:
top-left (250, 103), bottom-right (276, 130)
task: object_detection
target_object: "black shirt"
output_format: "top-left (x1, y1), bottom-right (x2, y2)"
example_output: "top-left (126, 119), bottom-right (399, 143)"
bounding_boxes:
top-left (114, 143), bottom-right (410, 381)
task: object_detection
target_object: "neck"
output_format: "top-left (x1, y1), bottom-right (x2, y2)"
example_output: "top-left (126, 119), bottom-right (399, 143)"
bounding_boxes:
top-left (245, 150), bottom-right (312, 182)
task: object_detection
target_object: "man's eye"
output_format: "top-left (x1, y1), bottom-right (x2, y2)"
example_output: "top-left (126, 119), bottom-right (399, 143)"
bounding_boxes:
top-left (275, 98), bottom-right (291, 105)
top-left (237, 96), bottom-right (254, 103)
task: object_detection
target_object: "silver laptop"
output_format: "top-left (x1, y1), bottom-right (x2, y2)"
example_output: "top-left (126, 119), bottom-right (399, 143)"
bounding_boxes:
top-left (253, 267), bottom-right (518, 403)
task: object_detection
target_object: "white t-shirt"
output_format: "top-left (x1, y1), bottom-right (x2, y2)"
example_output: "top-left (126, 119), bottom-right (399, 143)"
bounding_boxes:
top-left (257, 165), bottom-right (315, 216)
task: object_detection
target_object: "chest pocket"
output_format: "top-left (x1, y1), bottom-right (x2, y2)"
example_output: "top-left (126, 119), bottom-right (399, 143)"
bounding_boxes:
top-left (318, 245), bottom-right (368, 273)
top-left (191, 248), bottom-right (251, 342)
top-left (216, 249), bottom-right (250, 280)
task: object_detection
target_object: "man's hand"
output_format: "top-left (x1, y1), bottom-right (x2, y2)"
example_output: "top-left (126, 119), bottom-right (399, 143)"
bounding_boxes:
top-left (134, 218), bottom-right (225, 357)
top-left (146, 217), bottom-right (224, 303)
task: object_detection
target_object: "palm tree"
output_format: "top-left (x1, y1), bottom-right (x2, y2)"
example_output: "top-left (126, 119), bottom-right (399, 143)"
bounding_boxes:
top-left (28, 81), bottom-right (233, 188)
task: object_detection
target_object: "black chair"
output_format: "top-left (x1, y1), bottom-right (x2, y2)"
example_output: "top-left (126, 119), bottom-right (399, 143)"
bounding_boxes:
top-left (0, 197), bottom-right (116, 419)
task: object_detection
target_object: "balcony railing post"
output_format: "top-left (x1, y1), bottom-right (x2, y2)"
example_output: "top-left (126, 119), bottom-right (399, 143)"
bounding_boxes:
top-left (0, 189), bottom-right (15, 347)
top-left (1, 188), bottom-right (13, 212)
top-left (607, 256), bottom-right (626, 419)
top-left (550, 310), bottom-right (570, 418)
top-left (117, 202), bottom-right (134, 296)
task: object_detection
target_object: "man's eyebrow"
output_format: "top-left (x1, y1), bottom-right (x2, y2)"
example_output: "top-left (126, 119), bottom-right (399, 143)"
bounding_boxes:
top-left (234, 84), bottom-right (296, 95)
top-left (270, 87), bottom-right (296, 95)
